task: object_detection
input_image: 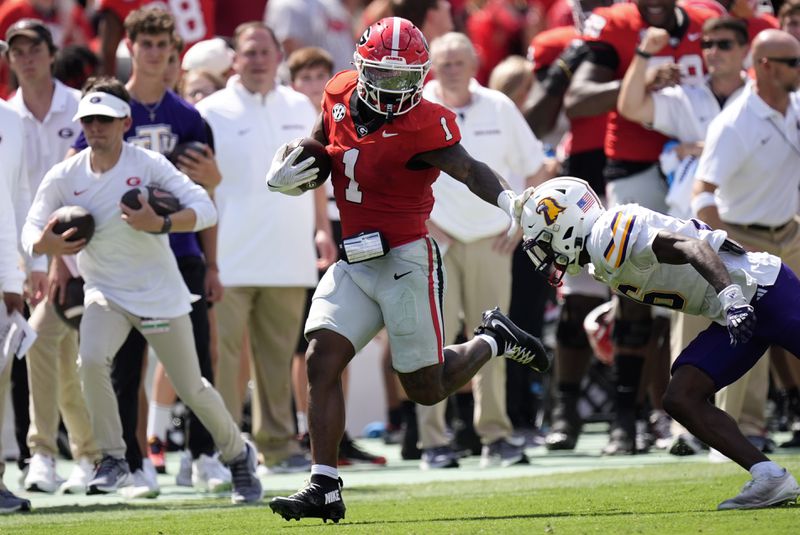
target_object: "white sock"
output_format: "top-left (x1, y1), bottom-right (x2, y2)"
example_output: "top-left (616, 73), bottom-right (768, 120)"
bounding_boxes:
top-left (311, 464), bottom-right (339, 480)
top-left (749, 461), bottom-right (785, 479)
top-left (296, 411), bottom-right (308, 436)
top-left (146, 402), bottom-right (173, 442)
top-left (475, 333), bottom-right (499, 357)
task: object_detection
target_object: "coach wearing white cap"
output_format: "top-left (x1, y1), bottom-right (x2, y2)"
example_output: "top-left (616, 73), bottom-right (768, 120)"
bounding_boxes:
top-left (22, 77), bottom-right (262, 503)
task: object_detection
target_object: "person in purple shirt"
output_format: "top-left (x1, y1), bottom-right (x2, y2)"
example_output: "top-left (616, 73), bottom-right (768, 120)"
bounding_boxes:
top-left (67, 9), bottom-right (226, 497)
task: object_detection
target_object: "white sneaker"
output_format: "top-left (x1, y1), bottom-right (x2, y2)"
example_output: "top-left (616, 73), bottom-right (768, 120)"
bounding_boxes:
top-left (60, 457), bottom-right (95, 494)
top-left (192, 454), bottom-right (232, 493)
top-left (176, 451), bottom-right (192, 487)
top-left (24, 453), bottom-right (62, 493)
top-left (119, 469), bottom-right (160, 499)
top-left (142, 459), bottom-right (161, 493)
top-left (718, 470), bottom-right (800, 510)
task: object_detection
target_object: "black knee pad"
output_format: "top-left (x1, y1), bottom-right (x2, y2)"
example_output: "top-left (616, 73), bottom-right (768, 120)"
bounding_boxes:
top-left (611, 318), bottom-right (652, 348)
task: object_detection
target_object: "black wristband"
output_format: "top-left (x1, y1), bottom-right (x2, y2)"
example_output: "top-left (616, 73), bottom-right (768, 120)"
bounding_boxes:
top-left (635, 48), bottom-right (653, 59)
top-left (159, 214), bottom-right (172, 234)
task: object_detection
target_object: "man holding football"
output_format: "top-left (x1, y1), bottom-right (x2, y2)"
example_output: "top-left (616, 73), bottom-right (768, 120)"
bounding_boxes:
top-left (266, 16), bottom-right (550, 523)
top-left (21, 78), bottom-right (262, 504)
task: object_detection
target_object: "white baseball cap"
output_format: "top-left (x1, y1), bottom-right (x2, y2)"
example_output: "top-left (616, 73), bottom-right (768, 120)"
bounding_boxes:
top-left (73, 91), bottom-right (131, 121)
top-left (181, 38), bottom-right (234, 77)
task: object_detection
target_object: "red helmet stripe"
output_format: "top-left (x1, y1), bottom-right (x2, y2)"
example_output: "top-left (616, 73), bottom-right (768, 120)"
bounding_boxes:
top-left (391, 17), bottom-right (402, 52)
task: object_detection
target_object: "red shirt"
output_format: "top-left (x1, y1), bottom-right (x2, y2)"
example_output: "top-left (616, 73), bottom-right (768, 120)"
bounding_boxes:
top-left (529, 26), bottom-right (606, 155)
top-left (0, 0), bottom-right (93, 47)
top-left (0, 0), bottom-right (93, 100)
top-left (582, 4), bottom-right (713, 162)
top-left (467, 0), bottom-right (527, 85)
top-left (322, 71), bottom-right (461, 248)
top-left (97, 0), bottom-right (215, 50)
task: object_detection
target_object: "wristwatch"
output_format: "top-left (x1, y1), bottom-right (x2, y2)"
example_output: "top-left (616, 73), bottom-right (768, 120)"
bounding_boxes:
top-left (159, 214), bottom-right (172, 234)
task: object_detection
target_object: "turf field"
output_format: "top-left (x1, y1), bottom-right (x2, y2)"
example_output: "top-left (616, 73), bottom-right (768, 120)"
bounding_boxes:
top-left (2, 426), bottom-right (798, 534)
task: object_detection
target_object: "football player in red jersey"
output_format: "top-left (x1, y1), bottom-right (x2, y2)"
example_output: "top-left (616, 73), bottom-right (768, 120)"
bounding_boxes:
top-left (96, 0), bottom-right (214, 76)
top-left (524, 0), bottom-right (616, 453)
top-left (266, 17), bottom-right (550, 523)
top-left (564, 0), bottom-right (715, 456)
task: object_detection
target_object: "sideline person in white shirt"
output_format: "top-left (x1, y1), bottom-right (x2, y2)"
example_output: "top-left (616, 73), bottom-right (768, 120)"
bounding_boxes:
top-left (693, 29), bottom-right (800, 454)
top-left (5, 19), bottom-right (100, 494)
top-left (618, 18), bottom-right (755, 456)
top-left (417, 32), bottom-right (547, 469)
top-left (0, 90), bottom-right (32, 515)
top-left (21, 80), bottom-right (262, 503)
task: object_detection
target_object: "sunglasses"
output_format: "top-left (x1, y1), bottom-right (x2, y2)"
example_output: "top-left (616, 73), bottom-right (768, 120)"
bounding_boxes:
top-left (766, 56), bottom-right (800, 68)
top-left (80, 115), bottom-right (116, 124)
top-left (700, 39), bottom-right (735, 51)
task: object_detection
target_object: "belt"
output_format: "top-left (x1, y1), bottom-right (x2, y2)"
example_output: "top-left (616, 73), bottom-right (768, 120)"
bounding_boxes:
top-left (728, 220), bottom-right (792, 233)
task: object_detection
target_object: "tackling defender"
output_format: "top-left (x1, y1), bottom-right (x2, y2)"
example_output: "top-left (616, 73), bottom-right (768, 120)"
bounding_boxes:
top-left (521, 176), bottom-right (800, 510)
top-left (266, 17), bottom-right (550, 523)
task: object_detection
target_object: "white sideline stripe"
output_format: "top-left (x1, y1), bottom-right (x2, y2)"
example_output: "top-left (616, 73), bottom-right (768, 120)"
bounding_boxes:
top-left (391, 17), bottom-right (401, 51)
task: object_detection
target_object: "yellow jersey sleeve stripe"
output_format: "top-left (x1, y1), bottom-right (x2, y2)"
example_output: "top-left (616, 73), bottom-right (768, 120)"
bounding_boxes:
top-left (615, 215), bottom-right (637, 268)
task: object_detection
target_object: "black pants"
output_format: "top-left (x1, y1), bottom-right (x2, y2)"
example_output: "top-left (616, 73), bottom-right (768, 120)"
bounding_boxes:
top-left (111, 255), bottom-right (215, 471)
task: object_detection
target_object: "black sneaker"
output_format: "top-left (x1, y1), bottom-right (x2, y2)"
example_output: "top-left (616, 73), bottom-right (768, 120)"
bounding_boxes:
top-left (475, 308), bottom-right (551, 372)
top-left (269, 475), bottom-right (346, 523)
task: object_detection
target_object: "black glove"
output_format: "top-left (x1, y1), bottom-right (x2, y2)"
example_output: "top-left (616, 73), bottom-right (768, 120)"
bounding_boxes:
top-left (542, 40), bottom-right (589, 96)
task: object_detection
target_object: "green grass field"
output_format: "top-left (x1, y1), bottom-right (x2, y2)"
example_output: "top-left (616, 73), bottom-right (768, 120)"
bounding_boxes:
top-left (2, 455), bottom-right (798, 535)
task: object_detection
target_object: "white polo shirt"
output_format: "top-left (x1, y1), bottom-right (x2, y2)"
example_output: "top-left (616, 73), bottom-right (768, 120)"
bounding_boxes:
top-left (422, 80), bottom-right (545, 243)
top-left (650, 76), bottom-right (746, 219)
top-left (696, 86), bottom-right (800, 226)
top-left (9, 80), bottom-right (81, 197)
top-left (9, 80), bottom-right (81, 273)
top-left (0, 100), bottom-right (26, 295)
top-left (197, 77), bottom-right (318, 287)
top-left (652, 75), bottom-right (746, 143)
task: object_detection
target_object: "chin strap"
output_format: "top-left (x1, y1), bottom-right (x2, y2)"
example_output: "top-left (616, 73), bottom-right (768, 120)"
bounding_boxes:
top-left (385, 103), bottom-right (395, 123)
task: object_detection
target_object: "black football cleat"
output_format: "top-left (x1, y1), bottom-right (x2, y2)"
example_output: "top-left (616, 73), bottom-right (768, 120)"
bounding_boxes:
top-left (269, 475), bottom-right (346, 523)
top-left (475, 307), bottom-right (551, 372)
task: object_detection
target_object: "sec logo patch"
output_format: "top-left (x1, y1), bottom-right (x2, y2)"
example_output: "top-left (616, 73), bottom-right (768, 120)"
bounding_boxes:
top-left (332, 103), bottom-right (346, 122)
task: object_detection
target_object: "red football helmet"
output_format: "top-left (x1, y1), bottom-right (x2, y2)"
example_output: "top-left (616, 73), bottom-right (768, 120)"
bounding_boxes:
top-left (583, 300), bottom-right (615, 366)
top-left (353, 17), bottom-right (431, 118)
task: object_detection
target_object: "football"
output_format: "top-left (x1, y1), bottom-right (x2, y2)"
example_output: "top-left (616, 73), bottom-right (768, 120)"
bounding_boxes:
top-left (167, 141), bottom-right (207, 166)
top-left (51, 205), bottom-right (95, 243)
top-left (283, 137), bottom-right (332, 192)
top-left (52, 277), bottom-right (85, 330)
top-left (121, 185), bottom-right (181, 216)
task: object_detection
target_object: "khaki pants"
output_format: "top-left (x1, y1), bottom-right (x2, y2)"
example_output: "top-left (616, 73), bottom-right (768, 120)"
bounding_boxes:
top-left (417, 236), bottom-right (514, 448)
top-left (79, 300), bottom-right (243, 462)
top-left (26, 299), bottom-right (98, 460)
top-left (215, 286), bottom-right (305, 465)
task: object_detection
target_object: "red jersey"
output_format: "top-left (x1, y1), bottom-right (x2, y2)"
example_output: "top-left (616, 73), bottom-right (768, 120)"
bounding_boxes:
top-left (97, 0), bottom-right (214, 50)
top-left (582, 4), bottom-right (713, 162)
top-left (322, 71), bottom-right (461, 248)
top-left (0, 0), bottom-right (93, 47)
top-left (529, 26), bottom-right (606, 155)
